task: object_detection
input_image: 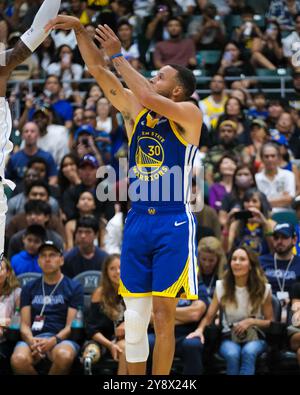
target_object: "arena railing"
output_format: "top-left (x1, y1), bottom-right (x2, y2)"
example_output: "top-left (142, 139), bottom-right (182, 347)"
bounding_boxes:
top-left (7, 74), bottom-right (294, 121)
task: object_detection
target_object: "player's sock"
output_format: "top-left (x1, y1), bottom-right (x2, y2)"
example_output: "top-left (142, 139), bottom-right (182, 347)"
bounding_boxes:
top-left (21, 0), bottom-right (61, 52)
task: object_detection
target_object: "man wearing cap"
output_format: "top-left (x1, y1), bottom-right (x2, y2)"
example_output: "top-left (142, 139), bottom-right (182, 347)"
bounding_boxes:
top-left (204, 119), bottom-right (244, 184)
top-left (32, 105), bottom-right (69, 166)
top-left (74, 124), bottom-right (104, 166)
top-left (260, 223), bottom-right (300, 302)
top-left (11, 240), bottom-right (84, 375)
top-left (62, 154), bottom-right (115, 222)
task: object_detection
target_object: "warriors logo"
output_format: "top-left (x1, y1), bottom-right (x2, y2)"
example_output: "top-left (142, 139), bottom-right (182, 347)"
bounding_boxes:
top-left (135, 136), bottom-right (166, 177)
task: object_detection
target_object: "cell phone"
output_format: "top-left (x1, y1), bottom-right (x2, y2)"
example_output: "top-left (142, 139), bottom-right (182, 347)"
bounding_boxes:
top-left (62, 53), bottom-right (71, 65)
top-left (233, 210), bottom-right (253, 220)
top-left (223, 51), bottom-right (232, 62)
top-left (81, 137), bottom-right (89, 147)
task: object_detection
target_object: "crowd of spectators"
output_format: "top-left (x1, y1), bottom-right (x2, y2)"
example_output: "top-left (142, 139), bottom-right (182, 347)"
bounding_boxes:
top-left (2, 0), bottom-right (300, 376)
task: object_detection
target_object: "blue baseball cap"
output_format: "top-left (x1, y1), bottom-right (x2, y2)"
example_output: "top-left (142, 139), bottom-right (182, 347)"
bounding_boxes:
top-left (79, 154), bottom-right (99, 168)
top-left (271, 133), bottom-right (289, 147)
top-left (273, 223), bottom-right (296, 238)
top-left (74, 125), bottom-right (95, 141)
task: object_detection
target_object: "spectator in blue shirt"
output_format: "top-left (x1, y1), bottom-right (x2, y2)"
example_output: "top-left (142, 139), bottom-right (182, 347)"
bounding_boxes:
top-left (63, 216), bottom-right (108, 278)
top-left (11, 240), bottom-right (84, 375)
top-left (11, 225), bottom-right (47, 275)
top-left (5, 122), bottom-right (58, 186)
top-left (21, 75), bottom-right (74, 130)
top-left (260, 223), bottom-right (300, 297)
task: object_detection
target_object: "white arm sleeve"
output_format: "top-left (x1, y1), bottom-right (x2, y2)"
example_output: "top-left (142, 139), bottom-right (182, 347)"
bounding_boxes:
top-left (20, 0), bottom-right (61, 52)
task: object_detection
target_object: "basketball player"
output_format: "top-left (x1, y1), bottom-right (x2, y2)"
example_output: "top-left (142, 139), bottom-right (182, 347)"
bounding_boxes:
top-left (45, 16), bottom-right (202, 375)
top-left (0, 0), bottom-right (61, 260)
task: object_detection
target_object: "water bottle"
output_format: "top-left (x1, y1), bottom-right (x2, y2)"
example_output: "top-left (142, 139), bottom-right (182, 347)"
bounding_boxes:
top-left (9, 307), bottom-right (21, 330)
top-left (7, 307), bottom-right (21, 342)
top-left (71, 306), bottom-right (84, 343)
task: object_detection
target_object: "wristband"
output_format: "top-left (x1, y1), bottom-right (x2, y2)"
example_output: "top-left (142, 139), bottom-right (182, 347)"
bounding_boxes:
top-left (55, 335), bottom-right (62, 344)
top-left (110, 53), bottom-right (123, 60)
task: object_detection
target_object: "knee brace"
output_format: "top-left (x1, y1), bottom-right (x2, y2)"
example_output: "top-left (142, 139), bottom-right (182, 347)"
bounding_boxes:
top-left (124, 297), bottom-right (152, 363)
top-left (21, 0), bottom-right (61, 52)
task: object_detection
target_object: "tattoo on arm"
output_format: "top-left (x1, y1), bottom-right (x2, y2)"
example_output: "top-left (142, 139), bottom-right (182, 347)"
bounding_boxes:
top-left (110, 89), bottom-right (117, 96)
top-left (6, 40), bottom-right (31, 72)
top-left (121, 111), bottom-right (131, 122)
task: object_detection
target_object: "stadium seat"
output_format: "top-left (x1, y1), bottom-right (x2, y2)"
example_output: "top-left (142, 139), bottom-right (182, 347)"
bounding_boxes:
top-left (271, 211), bottom-right (298, 226)
top-left (224, 14), bottom-right (242, 34)
top-left (253, 14), bottom-right (266, 29)
top-left (17, 272), bottom-right (42, 287)
top-left (73, 271), bottom-right (102, 313)
top-left (196, 50), bottom-right (222, 67)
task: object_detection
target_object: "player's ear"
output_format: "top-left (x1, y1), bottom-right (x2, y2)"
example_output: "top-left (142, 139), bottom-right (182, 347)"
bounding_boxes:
top-left (172, 85), bottom-right (184, 100)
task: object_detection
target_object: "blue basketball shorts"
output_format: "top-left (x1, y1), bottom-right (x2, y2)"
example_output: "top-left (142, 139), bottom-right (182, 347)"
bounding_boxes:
top-left (119, 206), bottom-right (198, 300)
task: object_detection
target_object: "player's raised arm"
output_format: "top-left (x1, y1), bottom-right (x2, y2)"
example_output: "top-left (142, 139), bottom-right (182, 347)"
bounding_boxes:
top-left (95, 24), bottom-right (202, 145)
top-left (45, 15), bottom-right (141, 117)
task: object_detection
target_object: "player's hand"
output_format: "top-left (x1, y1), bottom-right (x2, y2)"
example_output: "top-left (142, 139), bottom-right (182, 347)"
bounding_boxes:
top-left (95, 24), bottom-right (122, 58)
top-left (45, 15), bottom-right (82, 33)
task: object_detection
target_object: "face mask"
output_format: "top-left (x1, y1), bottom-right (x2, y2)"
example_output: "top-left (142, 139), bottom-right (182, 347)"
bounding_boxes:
top-left (235, 175), bottom-right (253, 189)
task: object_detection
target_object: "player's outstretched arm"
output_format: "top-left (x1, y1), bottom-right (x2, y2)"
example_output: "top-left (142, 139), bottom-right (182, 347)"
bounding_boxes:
top-left (45, 15), bottom-right (141, 117)
top-left (1, 0), bottom-right (61, 75)
top-left (95, 24), bottom-right (202, 144)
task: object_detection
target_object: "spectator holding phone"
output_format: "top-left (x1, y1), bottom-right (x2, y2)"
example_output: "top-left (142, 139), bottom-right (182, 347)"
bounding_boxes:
top-left (227, 188), bottom-right (276, 254)
top-left (232, 6), bottom-right (263, 51)
top-left (217, 41), bottom-right (255, 89)
top-left (219, 164), bottom-right (255, 229)
top-left (74, 125), bottom-right (104, 166)
top-left (188, 2), bottom-right (226, 51)
top-left (47, 45), bottom-right (83, 99)
top-left (251, 21), bottom-right (284, 70)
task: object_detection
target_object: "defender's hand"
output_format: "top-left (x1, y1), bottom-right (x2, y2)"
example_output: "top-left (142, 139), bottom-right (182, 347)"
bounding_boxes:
top-left (95, 24), bottom-right (122, 58)
top-left (45, 15), bottom-right (82, 33)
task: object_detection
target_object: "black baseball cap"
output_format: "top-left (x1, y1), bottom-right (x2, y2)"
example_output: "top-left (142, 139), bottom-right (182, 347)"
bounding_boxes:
top-left (38, 240), bottom-right (63, 255)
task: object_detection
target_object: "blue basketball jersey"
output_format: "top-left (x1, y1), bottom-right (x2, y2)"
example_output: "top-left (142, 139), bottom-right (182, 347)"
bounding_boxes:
top-left (128, 109), bottom-right (199, 210)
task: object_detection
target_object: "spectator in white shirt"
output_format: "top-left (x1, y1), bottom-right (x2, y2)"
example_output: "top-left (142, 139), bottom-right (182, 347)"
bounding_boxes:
top-left (47, 45), bottom-right (83, 98)
top-left (32, 107), bottom-right (69, 167)
top-left (255, 142), bottom-right (296, 213)
top-left (117, 20), bottom-right (141, 70)
top-left (282, 13), bottom-right (300, 64)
